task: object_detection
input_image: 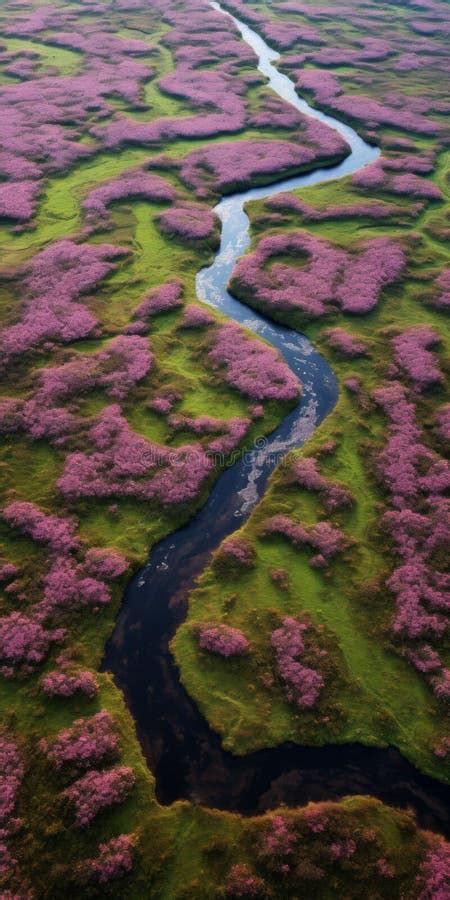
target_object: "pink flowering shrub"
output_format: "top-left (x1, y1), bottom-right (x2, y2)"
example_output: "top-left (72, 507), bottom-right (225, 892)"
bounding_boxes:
top-left (41, 710), bottom-right (119, 770)
top-left (0, 563), bottom-right (18, 582)
top-left (267, 191), bottom-right (408, 222)
top-left (352, 161), bottom-right (387, 189)
top-left (433, 267), bottom-right (450, 309)
top-left (225, 864), bottom-right (267, 897)
top-left (133, 280), bottom-right (183, 318)
top-left (63, 765), bottom-right (135, 826)
top-left (209, 323), bottom-right (299, 401)
top-left (304, 807), bottom-right (329, 833)
top-left (263, 513), bottom-right (348, 563)
top-left (217, 536), bottom-right (256, 567)
top-left (83, 170), bottom-right (177, 224)
top-left (260, 815), bottom-right (296, 863)
top-left (324, 327), bottom-right (368, 357)
top-left (377, 858), bottom-right (395, 878)
top-left (0, 613), bottom-right (64, 668)
top-left (5, 333), bottom-right (152, 442)
top-left (230, 231), bottom-right (404, 319)
top-left (42, 556), bottom-right (113, 613)
top-left (41, 670), bottom-right (99, 698)
top-left (271, 617), bottom-right (324, 708)
top-left (344, 377), bottom-right (361, 394)
top-left (373, 381), bottom-right (449, 664)
top-left (0, 240), bottom-right (126, 361)
top-left (0, 733), bottom-right (24, 877)
top-left (418, 843), bottom-right (450, 899)
top-left (0, 179), bottom-right (41, 222)
top-left (157, 204), bottom-right (219, 242)
top-left (392, 325), bottom-right (442, 389)
top-left (329, 839), bottom-right (357, 860)
top-left (390, 173), bottom-right (442, 200)
top-left (58, 404), bottom-right (213, 505)
top-left (83, 548), bottom-right (128, 579)
top-left (198, 623), bottom-right (250, 657)
top-left (178, 135), bottom-right (347, 197)
top-left (150, 397), bottom-right (173, 415)
top-left (296, 68), bottom-right (440, 134)
top-left (352, 159), bottom-right (441, 199)
top-left (3, 501), bottom-right (79, 555)
top-left (335, 238), bottom-right (405, 314)
top-left (3, 499), bottom-right (128, 620)
top-left (168, 412), bottom-right (250, 454)
top-left (288, 457), bottom-right (354, 511)
top-left (84, 834), bottom-right (134, 884)
top-left (179, 304), bottom-right (214, 328)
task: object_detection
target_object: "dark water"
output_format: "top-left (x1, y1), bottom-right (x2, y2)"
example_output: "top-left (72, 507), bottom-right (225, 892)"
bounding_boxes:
top-left (103, 3), bottom-right (450, 835)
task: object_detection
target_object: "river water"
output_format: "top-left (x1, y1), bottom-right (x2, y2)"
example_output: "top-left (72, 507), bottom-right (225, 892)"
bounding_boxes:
top-left (103, 2), bottom-right (450, 834)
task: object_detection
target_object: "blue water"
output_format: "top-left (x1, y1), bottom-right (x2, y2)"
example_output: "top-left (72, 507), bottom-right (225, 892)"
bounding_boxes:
top-left (103, 4), bottom-right (450, 833)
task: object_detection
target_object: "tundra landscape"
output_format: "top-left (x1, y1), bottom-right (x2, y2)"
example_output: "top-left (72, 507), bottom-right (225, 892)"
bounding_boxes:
top-left (0, 0), bottom-right (449, 896)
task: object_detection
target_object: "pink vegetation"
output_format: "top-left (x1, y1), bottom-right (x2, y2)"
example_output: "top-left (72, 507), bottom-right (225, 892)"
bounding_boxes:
top-left (86, 834), bottom-right (134, 884)
top-left (433, 267), bottom-right (450, 309)
top-left (41, 670), bottom-right (99, 698)
top-left (0, 563), bottom-right (19, 582)
top-left (168, 412), bottom-right (250, 455)
top-left (352, 161), bottom-right (386, 189)
top-left (3, 501), bottom-right (79, 555)
top-left (198, 623), bottom-right (250, 657)
top-left (58, 404), bottom-right (213, 505)
top-left (262, 20), bottom-right (322, 48)
top-left (209, 323), bottom-right (300, 401)
top-left (267, 191), bottom-right (405, 222)
top-left (0, 179), bottom-right (40, 222)
top-left (0, 240), bottom-right (126, 361)
top-left (262, 513), bottom-right (348, 565)
top-left (218, 536), bottom-right (256, 567)
top-left (373, 381), bottom-right (449, 657)
top-left (271, 617), bottom-right (324, 708)
top-left (335, 238), bottom-right (405, 314)
top-left (344, 377), bottom-right (361, 394)
top-left (0, 733), bottom-right (24, 877)
top-left (63, 765), bottom-right (135, 827)
top-left (178, 134), bottom-right (346, 197)
top-left (231, 231), bottom-right (404, 319)
top-left (2, 499), bottom-right (128, 622)
top-left (83, 170), bottom-right (177, 224)
top-left (352, 160), bottom-right (442, 200)
top-left (157, 204), bottom-right (218, 241)
top-left (150, 397), bottom-right (173, 415)
top-left (296, 69), bottom-right (440, 135)
top-left (390, 173), bottom-right (442, 200)
top-left (40, 710), bottom-right (118, 770)
top-left (261, 815), bottom-right (296, 861)
top-left (392, 325), bottom-right (442, 389)
top-left (83, 547), bottom-right (129, 579)
top-left (180, 304), bottom-right (214, 328)
top-left (225, 864), bottom-right (267, 897)
top-left (324, 327), bottom-right (368, 356)
top-left (133, 280), bottom-right (183, 318)
top-left (435, 405), bottom-right (450, 443)
top-left (288, 457), bottom-right (354, 511)
top-left (418, 844), bottom-right (450, 900)
top-left (0, 612), bottom-right (64, 667)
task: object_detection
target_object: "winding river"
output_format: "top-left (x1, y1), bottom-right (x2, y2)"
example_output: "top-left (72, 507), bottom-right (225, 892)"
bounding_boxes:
top-left (103, 2), bottom-right (450, 834)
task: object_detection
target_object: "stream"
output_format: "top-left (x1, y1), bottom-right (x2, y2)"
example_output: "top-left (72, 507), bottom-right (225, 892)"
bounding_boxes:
top-left (103, 2), bottom-right (450, 835)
